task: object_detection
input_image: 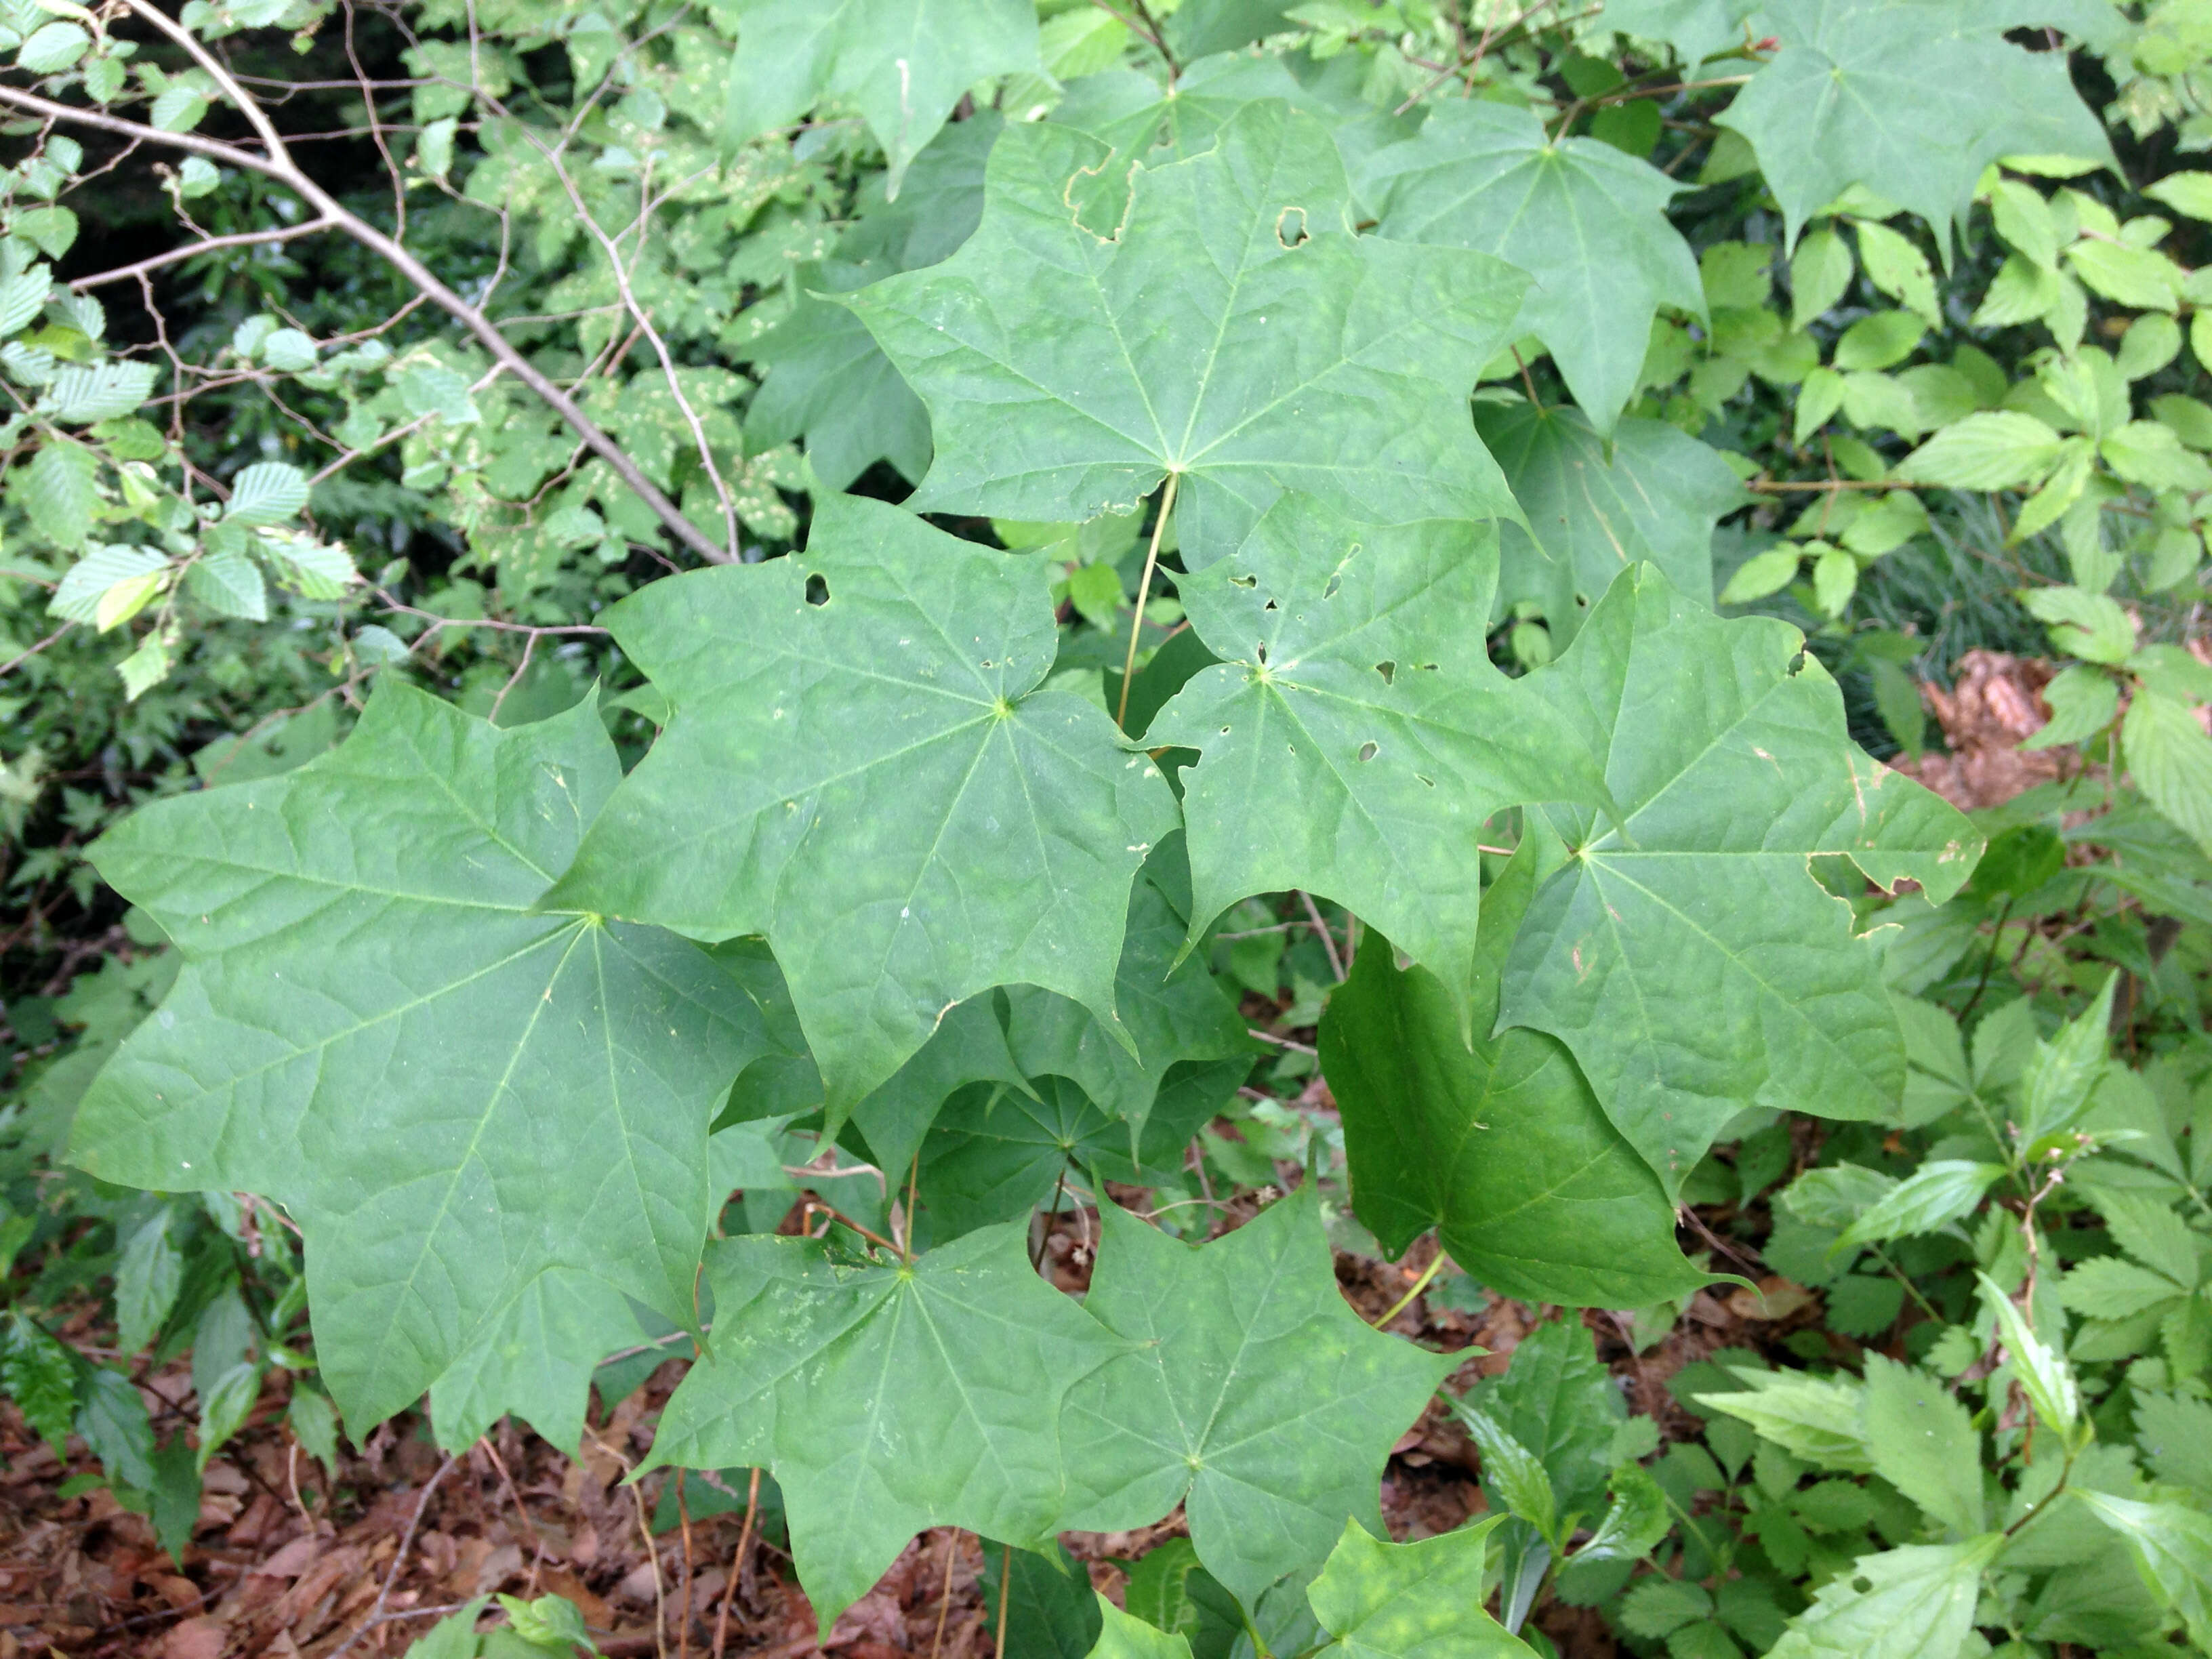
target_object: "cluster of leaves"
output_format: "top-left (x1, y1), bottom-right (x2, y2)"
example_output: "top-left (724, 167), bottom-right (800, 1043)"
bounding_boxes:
top-left (0, 0), bottom-right (2210, 1656)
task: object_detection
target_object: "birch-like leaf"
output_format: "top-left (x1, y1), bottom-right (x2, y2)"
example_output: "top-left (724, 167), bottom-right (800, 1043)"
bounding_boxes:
top-left (847, 101), bottom-right (1527, 569)
top-left (1499, 567), bottom-right (1983, 1193)
top-left (643, 1221), bottom-right (1129, 1632)
top-left (1367, 102), bottom-right (1704, 434)
top-left (69, 686), bottom-right (773, 1441)
top-left (548, 492), bottom-right (1179, 1113)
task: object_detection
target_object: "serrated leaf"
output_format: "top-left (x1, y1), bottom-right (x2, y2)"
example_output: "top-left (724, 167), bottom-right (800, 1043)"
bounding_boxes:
top-left (848, 102), bottom-right (1527, 569)
top-left (1477, 1316), bottom-right (1629, 1525)
top-left (1696, 1370), bottom-right (1872, 1471)
top-left (1896, 411), bottom-right (2065, 489)
top-left (1060, 1185), bottom-right (1454, 1605)
top-left (22, 438), bottom-right (98, 548)
top-left (0, 266), bottom-right (52, 335)
top-left (549, 493), bottom-right (1176, 1113)
top-left (224, 461), bottom-right (308, 526)
top-left (2022, 584), bottom-right (2135, 664)
top-left (2095, 1189), bottom-right (2201, 1288)
top-left (1451, 1397), bottom-right (1558, 1540)
top-left (722, 0), bottom-right (1038, 194)
top-left (75, 1366), bottom-right (155, 1492)
top-left (150, 87), bottom-right (209, 134)
top-left (2072, 1493), bottom-right (2212, 1652)
top-left (1144, 499), bottom-right (1593, 1020)
top-left (1365, 102), bottom-right (1700, 434)
top-left (2056, 1256), bottom-right (2188, 1319)
top-left (255, 529), bottom-right (356, 600)
top-left (1715, 0), bottom-right (2110, 246)
top-left (1306, 1517), bottom-right (1533, 1659)
top-left (644, 1221), bottom-right (1126, 1633)
top-left (1791, 226), bottom-right (1855, 329)
top-left (1319, 842), bottom-right (1705, 1308)
top-left (113, 1210), bottom-right (182, 1354)
top-left (1835, 311), bottom-right (1924, 373)
top-left (1767, 1536), bottom-right (2002, 1659)
top-left (45, 359), bottom-right (155, 423)
top-left (184, 548), bottom-right (267, 621)
top-left (2125, 688), bottom-right (2212, 860)
top-left (1576, 1462), bottom-right (1671, 1563)
top-left (1854, 221), bottom-right (1940, 327)
top-left (1621, 1579), bottom-right (1713, 1640)
top-left (1477, 403), bottom-right (1747, 628)
top-left (2, 1311), bottom-right (77, 1452)
top-left (1857, 1355), bottom-right (1982, 1538)
top-left (49, 542), bottom-right (165, 621)
top-left (1835, 1161), bottom-right (2003, 1249)
top-left (1498, 567), bottom-right (1982, 1193)
top-left (69, 687), bottom-right (774, 1446)
top-left (17, 20), bottom-right (87, 72)
top-left (1973, 1272), bottom-right (2078, 1439)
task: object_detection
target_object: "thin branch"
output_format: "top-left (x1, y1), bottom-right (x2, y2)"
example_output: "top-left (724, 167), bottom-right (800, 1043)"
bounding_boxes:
top-left (69, 216), bottom-right (337, 289)
top-left (329, 1451), bottom-right (459, 1656)
top-left (0, 82), bottom-right (736, 566)
top-left (0, 621), bottom-right (75, 678)
top-left (1297, 891), bottom-right (1347, 983)
top-left (710, 1468), bottom-right (764, 1659)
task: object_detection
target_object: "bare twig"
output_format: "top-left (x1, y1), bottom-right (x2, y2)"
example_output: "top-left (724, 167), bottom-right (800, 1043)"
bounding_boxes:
top-left (70, 216), bottom-right (337, 289)
top-left (0, 83), bottom-right (734, 565)
top-left (1297, 892), bottom-right (1347, 983)
top-left (710, 1467), bottom-right (763, 1659)
top-left (328, 1450), bottom-right (459, 1656)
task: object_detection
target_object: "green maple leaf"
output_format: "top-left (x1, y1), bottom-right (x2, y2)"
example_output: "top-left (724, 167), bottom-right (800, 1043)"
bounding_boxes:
top-left (745, 115), bottom-right (1002, 490)
top-left (1603, 0), bottom-right (1764, 65)
top-left (720, 0), bottom-right (1039, 193)
top-left (547, 492), bottom-right (1179, 1113)
top-left (746, 265), bottom-right (933, 491)
top-left (1059, 1184), bottom-right (1454, 1605)
top-left (68, 687), bottom-right (773, 1441)
top-left (1367, 102), bottom-right (1704, 434)
top-left (1498, 567), bottom-right (1982, 1195)
top-left (1307, 1517), bottom-right (1534, 1659)
top-left (643, 1221), bottom-right (1128, 1631)
top-left (1475, 401), bottom-right (1750, 632)
top-left (1143, 497), bottom-right (1603, 1020)
top-left (1002, 838), bottom-right (1251, 1141)
top-left (919, 1076), bottom-right (1152, 1240)
top-left (1319, 842), bottom-right (1706, 1309)
top-left (846, 100), bottom-right (1527, 568)
top-left (1715, 0), bottom-right (2112, 247)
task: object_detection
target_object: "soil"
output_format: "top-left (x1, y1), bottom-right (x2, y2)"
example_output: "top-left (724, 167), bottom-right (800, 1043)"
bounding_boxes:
top-left (0, 1189), bottom-right (1820, 1659)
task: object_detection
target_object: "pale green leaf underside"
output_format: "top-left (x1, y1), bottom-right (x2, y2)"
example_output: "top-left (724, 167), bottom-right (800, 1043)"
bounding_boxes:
top-left (721, 0), bottom-right (1039, 191)
top-left (70, 687), bottom-right (769, 1441)
top-left (1060, 1185), bottom-right (1454, 1606)
top-left (1368, 102), bottom-right (1702, 434)
top-left (847, 100), bottom-right (1528, 568)
top-left (1500, 569), bottom-right (1982, 1194)
top-left (1715, 0), bottom-right (2112, 246)
top-left (548, 491), bottom-right (1179, 1112)
top-left (644, 1222), bottom-right (1130, 1633)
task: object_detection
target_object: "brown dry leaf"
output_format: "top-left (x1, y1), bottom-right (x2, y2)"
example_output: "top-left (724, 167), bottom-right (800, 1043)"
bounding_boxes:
top-left (161, 1614), bottom-right (228, 1659)
top-left (1726, 1276), bottom-right (1816, 1321)
top-left (1897, 650), bottom-right (2065, 811)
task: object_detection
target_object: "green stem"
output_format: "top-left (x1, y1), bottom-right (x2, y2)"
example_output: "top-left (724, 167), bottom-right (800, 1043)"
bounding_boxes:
top-left (1115, 472), bottom-right (1180, 733)
top-left (1372, 1250), bottom-right (1447, 1329)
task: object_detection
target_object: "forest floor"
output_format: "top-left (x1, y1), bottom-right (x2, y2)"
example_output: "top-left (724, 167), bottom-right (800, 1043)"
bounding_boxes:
top-left (0, 1190), bottom-right (1818, 1659)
